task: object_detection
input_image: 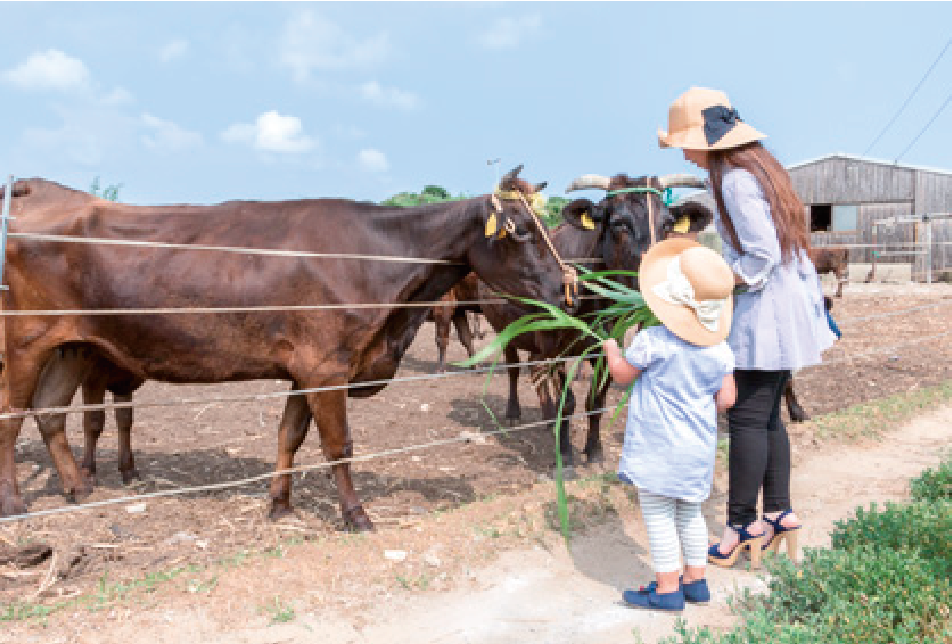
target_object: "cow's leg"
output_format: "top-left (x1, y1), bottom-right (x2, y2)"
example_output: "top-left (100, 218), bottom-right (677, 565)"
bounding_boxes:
top-left (434, 309), bottom-right (452, 374)
top-left (113, 393), bottom-right (138, 484)
top-left (505, 346), bottom-right (521, 421)
top-left (0, 343), bottom-right (58, 516)
top-left (784, 379), bottom-right (809, 423)
top-left (452, 310), bottom-right (477, 366)
top-left (583, 368), bottom-right (611, 465)
top-left (836, 268), bottom-right (846, 298)
top-left (80, 377), bottom-right (108, 484)
top-left (31, 347), bottom-right (95, 500)
top-left (306, 386), bottom-right (372, 531)
top-left (535, 368), bottom-right (576, 478)
top-left (470, 311), bottom-right (485, 339)
top-left (268, 392), bottom-right (312, 519)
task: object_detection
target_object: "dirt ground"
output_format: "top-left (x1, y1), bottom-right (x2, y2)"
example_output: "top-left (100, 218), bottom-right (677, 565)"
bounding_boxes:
top-left (1, 282), bottom-right (950, 642)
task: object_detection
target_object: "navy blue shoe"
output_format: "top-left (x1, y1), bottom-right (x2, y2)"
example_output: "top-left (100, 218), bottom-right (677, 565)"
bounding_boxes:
top-left (634, 578), bottom-right (710, 604)
top-left (622, 587), bottom-right (685, 611)
top-left (708, 523), bottom-right (765, 569)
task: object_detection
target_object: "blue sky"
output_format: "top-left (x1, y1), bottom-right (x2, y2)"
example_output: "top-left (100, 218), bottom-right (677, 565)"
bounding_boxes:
top-left (1, 2), bottom-right (950, 206)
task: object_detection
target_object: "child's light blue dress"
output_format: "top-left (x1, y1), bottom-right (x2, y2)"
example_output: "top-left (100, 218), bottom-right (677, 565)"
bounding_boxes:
top-left (619, 325), bottom-right (734, 503)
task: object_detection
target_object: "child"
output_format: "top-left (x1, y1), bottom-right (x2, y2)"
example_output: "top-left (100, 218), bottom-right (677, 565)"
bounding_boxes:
top-left (603, 239), bottom-right (737, 611)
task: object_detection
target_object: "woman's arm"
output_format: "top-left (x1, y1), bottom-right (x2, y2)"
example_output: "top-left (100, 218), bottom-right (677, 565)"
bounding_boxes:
top-left (602, 338), bottom-right (641, 386)
top-left (723, 171), bottom-right (781, 291)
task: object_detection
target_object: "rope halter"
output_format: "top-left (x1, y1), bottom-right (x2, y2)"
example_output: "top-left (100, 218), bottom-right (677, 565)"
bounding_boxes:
top-left (492, 188), bottom-right (578, 308)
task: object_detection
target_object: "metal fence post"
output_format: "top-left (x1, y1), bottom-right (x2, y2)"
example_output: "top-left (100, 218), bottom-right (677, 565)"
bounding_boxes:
top-left (924, 214), bottom-right (932, 284)
top-left (0, 176), bottom-right (11, 290)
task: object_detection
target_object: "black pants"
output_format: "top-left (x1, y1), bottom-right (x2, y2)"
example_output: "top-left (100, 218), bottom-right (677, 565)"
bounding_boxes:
top-left (726, 369), bottom-right (793, 527)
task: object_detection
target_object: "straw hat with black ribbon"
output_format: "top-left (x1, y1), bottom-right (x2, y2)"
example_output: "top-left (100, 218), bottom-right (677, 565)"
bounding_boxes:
top-left (658, 87), bottom-right (766, 152)
top-left (640, 238), bottom-right (735, 347)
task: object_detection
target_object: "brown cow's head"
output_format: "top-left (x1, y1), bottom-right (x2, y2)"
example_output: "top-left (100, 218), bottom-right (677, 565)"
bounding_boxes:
top-left (561, 173), bottom-right (712, 286)
top-left (468, 165), bottom-right (571, 310)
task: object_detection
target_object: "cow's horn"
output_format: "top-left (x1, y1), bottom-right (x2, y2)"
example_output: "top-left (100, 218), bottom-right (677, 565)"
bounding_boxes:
top-left (501, 164), bottom-right (524, 182)
top-left (658, 174), bottom-right (707, 190)
top-left (566, 174), bottom-right (611, 193)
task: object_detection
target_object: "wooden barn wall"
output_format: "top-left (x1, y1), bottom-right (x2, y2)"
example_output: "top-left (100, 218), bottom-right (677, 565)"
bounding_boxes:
top-left (913, 171), bottom-right (952, 218)
top-left (790, 158), bottom-right (916, 205)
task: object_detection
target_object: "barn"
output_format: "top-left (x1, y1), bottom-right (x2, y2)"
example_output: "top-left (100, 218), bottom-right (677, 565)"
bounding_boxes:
top-left (788, 153), bottom-right (952, 282)
top-left (680, 153), bottom-right (952, 282)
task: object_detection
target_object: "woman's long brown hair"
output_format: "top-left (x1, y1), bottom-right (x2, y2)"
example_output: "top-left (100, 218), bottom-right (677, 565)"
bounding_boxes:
top-left (709, 142), bottom-right (810, 261)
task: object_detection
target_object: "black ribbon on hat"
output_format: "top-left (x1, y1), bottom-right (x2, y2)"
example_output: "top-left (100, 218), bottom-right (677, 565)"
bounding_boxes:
top-left (702, 105), bottom-right (742, 145)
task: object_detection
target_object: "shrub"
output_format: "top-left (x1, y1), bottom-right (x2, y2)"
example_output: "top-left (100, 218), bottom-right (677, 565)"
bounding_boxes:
top-left (911, 458), bottom-right (952, 503)
top-left (664, 458), bottom-right (952, 644)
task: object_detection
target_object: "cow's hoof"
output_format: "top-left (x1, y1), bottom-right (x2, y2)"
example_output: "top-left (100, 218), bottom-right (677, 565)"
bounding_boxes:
top-left (584, 447), bottom-right (605, 465)
top-left (343, 505), bottom-right (375, 532)
top-left (80, 467), bottom-right (99, 487)
top-left (0, 494), bottom-right (26, 517)
top-left (505, 406), bottom-right (522, 421)
top-left (548, 465), bottom-right (578, 481)
top-left (120, 469), bottom-right (141, 486)
top-left (789, 410), bottom-right (810, 423)
top-left (268, 500), bottom-right (295, 521)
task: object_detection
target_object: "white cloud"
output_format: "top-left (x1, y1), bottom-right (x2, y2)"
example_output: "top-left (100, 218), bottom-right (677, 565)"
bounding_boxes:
top-left (159, 39), bottom-right (189, 63)
top-left (357, 148), bottom-right (389, 173)
top-left (140, 113), bottom-right (203, 152)
top-left (359, 81), bottom-right (421, 111)
top-left (3, 49), bottom-right (91, 92)
top-left (279, 10), bottom-right (389, 82)
top-left (100, 87), bottom-right (135, 107)
top-left (221, 110), bottom-right (315, 153)
top-left (475, 16), bottom-right (542, 50)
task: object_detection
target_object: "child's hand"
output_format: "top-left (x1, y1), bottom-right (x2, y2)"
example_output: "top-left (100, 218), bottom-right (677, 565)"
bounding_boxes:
top-left (602, 338), bottom-right (619, 354)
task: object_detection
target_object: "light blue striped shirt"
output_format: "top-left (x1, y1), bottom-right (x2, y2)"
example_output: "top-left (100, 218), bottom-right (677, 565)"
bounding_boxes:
top-left (619, 325), bottom-right (734, 503)
top-left (714, 168), bottom-right (836, 371)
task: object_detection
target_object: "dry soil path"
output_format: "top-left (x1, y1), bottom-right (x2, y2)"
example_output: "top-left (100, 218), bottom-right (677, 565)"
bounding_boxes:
top-left (15, 403), bottom-right (949, 644)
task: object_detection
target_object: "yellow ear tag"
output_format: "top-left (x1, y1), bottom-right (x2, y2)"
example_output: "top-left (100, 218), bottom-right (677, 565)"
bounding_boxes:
top-left (672, 215), bottom-right (690, 234)
top-left (485, 213), bottom-right (498, 237)
top-left (581, 212), bottom-right (596, 230)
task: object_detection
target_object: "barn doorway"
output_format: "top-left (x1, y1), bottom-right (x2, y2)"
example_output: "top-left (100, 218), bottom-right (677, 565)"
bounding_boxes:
top-left (811, 204), bottom-right (832, 232)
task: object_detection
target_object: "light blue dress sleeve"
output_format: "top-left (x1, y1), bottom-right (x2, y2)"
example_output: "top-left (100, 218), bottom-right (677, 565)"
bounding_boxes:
top-left (722, 172), bottom-right (781, 291)
top-left (624, 327), bottom-right (664, 370)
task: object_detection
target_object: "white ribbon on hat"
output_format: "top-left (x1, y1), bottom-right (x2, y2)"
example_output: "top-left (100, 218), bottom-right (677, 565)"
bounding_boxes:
top-left (652, 256), bottom-right (728, 333)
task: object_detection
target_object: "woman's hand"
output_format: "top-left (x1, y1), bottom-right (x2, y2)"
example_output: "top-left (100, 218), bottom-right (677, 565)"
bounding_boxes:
top-left (602, 338), bottom-right (620, 354)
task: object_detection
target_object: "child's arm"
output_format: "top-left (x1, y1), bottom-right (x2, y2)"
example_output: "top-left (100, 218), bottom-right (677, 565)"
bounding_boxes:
top-left (602, 338), bottom-right (641, 386)
top-left (715, 373), bottom-right (737, 412)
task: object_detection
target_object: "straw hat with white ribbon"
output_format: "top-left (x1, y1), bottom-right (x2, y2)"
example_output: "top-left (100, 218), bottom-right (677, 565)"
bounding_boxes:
top-left (640, 238), bottom-right (734, 347)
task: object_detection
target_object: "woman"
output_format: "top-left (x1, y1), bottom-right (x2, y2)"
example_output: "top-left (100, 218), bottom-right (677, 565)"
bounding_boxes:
top-left (657, 87), bottom-right (836, 564)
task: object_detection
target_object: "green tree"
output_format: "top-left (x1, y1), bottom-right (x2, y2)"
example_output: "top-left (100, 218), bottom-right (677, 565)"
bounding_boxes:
top-left (89, 176), bottom-right (123, 202)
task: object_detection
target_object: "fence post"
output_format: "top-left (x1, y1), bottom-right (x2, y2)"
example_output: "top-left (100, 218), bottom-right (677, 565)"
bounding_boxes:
top-left (924, 214), bottom-right (932, 284)
top-left (0, 176), bottom-right (11, 290)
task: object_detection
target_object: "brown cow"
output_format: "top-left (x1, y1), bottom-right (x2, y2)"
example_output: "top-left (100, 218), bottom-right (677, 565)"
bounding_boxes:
top-left (0, 166), bottom-right (570, 528)
top-left (480, 174), bottom-right (712, 475)
top-left (430, 273), bottom-right (484, 372)
top-left (783, 296), bottom-right (837, 422)
top-left (808, 246), bottom-right (849, 297)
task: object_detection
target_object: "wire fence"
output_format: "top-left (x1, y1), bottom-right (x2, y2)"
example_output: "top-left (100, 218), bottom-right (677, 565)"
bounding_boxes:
top-left (0, 406), bottom-right (614, 525)
top-left (0, 204), bottom-right (950, 527)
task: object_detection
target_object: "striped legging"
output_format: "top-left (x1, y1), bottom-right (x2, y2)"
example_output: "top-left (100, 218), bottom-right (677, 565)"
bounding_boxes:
top-left (639, 490), bottom-right (709, 573)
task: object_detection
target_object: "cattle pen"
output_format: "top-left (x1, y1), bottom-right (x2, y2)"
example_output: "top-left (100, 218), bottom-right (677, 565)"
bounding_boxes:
top-left (0, 175), bottom-right (950, 637)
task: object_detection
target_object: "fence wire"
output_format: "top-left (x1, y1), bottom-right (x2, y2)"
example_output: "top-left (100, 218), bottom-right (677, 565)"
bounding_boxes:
top-left (0, 406), bottom-right (613, 525)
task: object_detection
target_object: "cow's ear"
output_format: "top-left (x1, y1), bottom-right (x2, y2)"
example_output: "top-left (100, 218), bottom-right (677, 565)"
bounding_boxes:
top-left (668, 200), bottom-right (713, 233)
top-left (561, 198), bottom-right (600, 231)
top-left (484, 195), bottom-right (505, 238)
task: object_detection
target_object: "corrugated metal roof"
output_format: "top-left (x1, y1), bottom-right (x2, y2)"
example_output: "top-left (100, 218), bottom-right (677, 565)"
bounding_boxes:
top-left (788, 152), bottom-right (952, 177)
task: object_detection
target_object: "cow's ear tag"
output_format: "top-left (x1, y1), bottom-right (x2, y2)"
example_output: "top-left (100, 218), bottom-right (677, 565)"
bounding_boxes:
top-left (485, 213), bottom-right (499, 238)
top-left (672, 215), bottom-right (690, 234)
top-left (581, 212), bottom-right (596, 230)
